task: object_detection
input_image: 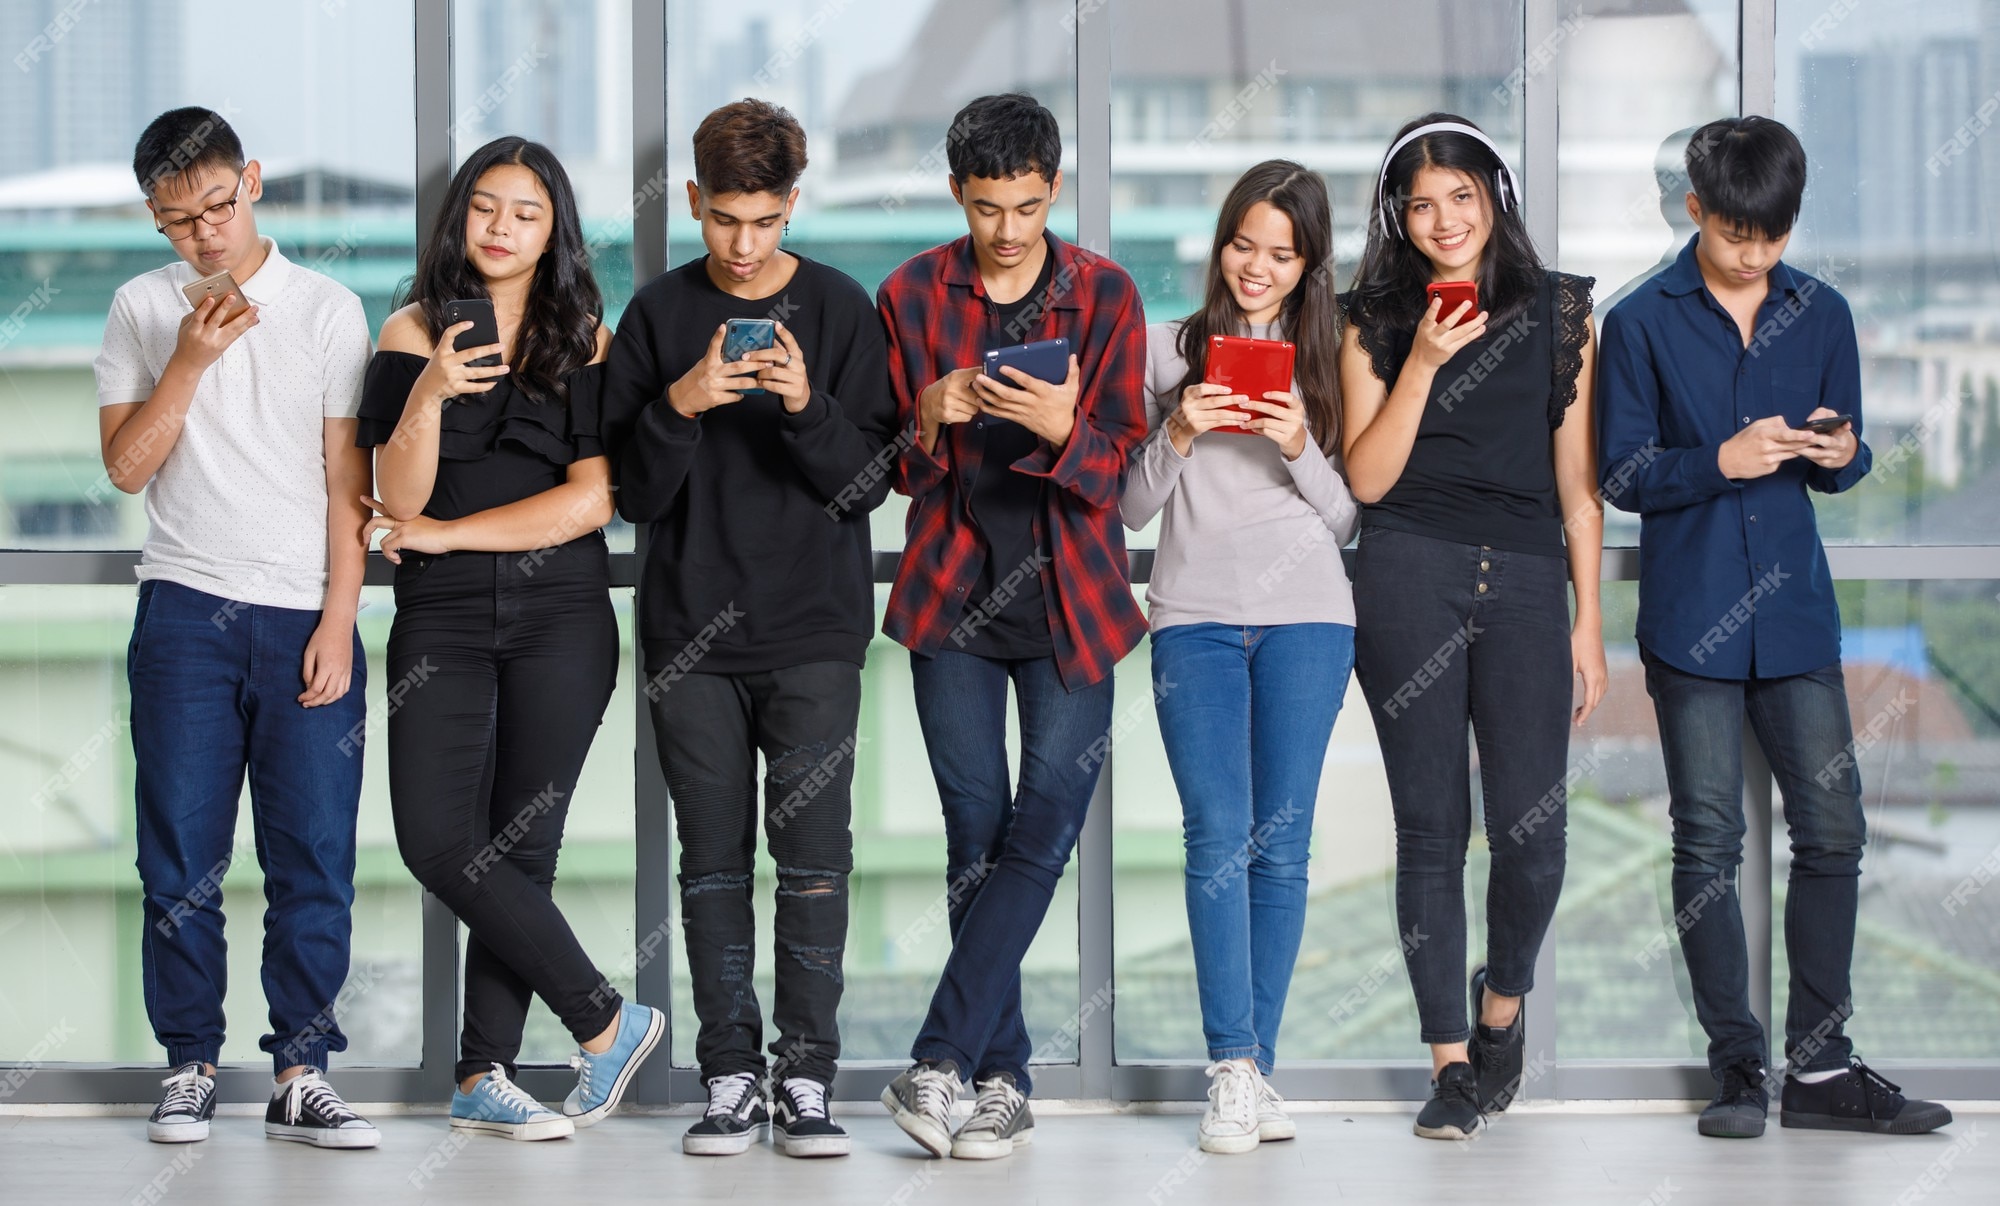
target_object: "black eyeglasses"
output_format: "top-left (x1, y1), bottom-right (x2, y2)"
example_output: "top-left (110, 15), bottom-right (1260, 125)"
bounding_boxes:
top-left (155, 176), bottom-right (244, 240)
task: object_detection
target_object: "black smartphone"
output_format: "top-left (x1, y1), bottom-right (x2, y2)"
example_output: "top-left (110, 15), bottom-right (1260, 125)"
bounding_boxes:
top-left (722, 318), bottom-right (777, 395)
top-left (1801, 413), bottom-right (1853, 435)
top-left (443, 298), bottom-right (502, 368)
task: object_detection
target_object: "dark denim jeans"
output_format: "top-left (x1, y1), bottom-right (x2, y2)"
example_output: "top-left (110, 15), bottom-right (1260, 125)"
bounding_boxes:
top-left (1641, 645), bottom-right (1864, 1077)
top-left (1352, 526), bottom-right (1572, 1045)
top-left (907, 649), bottom-right (1114, 1094)
top-left (128, 579), bottom-right (366, 1074)
top-left (1150, 622), bottom-right (1354, 1073)
top-left (649, 660), bottom-right (859, 1087)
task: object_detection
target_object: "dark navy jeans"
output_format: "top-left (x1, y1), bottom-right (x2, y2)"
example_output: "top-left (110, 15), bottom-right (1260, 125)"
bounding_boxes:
top-left (128, 579), bottom-right (365, 1074)
top-left (1641, 645), bottom-right (1864, 1077)
top-left (907, 649), bottom-right (1113, 1094)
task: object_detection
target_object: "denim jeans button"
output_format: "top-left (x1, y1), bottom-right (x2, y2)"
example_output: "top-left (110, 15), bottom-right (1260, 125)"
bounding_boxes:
top-left (1477, 582), bottom-right (1489, 594)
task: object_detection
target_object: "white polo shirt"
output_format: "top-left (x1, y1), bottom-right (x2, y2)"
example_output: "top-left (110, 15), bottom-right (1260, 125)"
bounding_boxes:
top-left (94, 236), bottom-right (371, 611)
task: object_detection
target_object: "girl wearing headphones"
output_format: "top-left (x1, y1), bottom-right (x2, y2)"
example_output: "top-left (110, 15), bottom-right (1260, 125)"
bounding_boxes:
top-left (1338, 113), bottom-right (1605, 1140)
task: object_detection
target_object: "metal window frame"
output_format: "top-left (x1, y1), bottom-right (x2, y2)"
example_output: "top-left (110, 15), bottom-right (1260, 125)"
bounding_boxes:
top-left (3, 0), bottom-right (1997, 1108)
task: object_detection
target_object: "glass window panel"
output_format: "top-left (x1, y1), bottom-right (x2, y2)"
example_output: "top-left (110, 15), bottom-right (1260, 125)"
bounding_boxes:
top-left (1777, 0), bottom-right (2000, 544)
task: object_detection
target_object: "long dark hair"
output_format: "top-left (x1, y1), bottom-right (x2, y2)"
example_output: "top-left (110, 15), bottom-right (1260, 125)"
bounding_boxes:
top-left (396, 136), bottom-right (602, 404)
top-left (1174, 160), bottom-right (1342, 454)
top-left (1348, 113), bottom-right (1543, 342)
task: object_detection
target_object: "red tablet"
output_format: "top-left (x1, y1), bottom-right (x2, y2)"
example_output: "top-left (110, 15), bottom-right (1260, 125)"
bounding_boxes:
top-left (1202, 334), bottom-right (1295, 434)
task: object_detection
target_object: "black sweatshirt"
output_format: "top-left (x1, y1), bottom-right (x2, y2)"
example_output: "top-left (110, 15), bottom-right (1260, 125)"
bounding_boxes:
top-left (598, 254), bottom-right (898, 671)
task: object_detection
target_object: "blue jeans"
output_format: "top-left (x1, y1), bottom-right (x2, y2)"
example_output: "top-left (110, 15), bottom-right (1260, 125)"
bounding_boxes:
top-left (1641, 645), bottom-right (1864, 1077)
top-left (907, 650), bottom-right (1114, 1094)
top-left (128, 580), bottom-right (366, 1074)
top-left (1150, 622), bottom-right (1354, 1073)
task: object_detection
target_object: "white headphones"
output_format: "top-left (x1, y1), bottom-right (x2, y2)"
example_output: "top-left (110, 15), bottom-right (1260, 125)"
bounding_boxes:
top-left (1374, 121), bottom-right (1521, 240)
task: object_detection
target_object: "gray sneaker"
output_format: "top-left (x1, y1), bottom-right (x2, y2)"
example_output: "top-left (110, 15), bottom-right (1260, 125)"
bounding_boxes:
top-left (881, 1060), bottom-right (960, 1158)
top-left (951, 1072), bottom-right (1034, 1160)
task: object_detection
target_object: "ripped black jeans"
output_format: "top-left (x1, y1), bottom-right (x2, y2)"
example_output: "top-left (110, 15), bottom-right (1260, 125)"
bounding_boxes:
top-left (647, 659), bottom-right (859, 1086)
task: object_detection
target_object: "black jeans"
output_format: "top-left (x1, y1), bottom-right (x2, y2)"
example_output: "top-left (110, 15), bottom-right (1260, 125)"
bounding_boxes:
top-left (1353, 526), bottom-right (1572, 1044)
top-left (648, 660), bottom-right (859, 1086)
top-left (386, 535), bottom-right (622, 1084)
top-left (1641, 646), bottom-right (1864, 1077)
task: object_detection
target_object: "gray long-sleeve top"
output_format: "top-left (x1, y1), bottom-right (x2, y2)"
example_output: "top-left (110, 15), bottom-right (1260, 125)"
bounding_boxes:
top-left (1120, 319), bottom-right (1357, 631)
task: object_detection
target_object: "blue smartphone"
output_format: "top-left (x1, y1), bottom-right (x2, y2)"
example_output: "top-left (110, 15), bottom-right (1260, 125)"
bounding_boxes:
top-left (721, 318), bottom-right (776, 395)
top-left (979, 338), bottom-right (1071, 427)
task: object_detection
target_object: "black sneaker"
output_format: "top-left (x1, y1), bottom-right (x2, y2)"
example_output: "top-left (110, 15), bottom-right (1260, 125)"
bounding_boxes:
top-left (1413, 1061), bottom-right (1483, 1140)
top-left (264, 1069), bottom-right (381, 1148)
top-left (772, 1077), bottom-right (849, 1158)
top-left (683, 1071), bottom-right (770, 1155)
top-left (881, 1059), bottom-right (961, 1158)
top-left (1467, 964), bottom-right (1525, 1114)
top-left (951, 1071), bottom-right (1034, 1160)
top-left (1698, 1059), bottom-right (1769, 1138)
top-left (147, 1062), bottom-right (217, 1144)
top-left (1780, 1060), bottom-right (1953, 1135)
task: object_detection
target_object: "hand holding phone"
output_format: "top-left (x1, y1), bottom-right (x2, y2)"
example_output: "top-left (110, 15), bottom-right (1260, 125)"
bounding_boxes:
top-left (977, 337), bottom-right (1078, 442)
top-left (1202, 335), bottom-right (1294, 435)
top-left (721, 318), bottom-right (778, 396)
top-left (668, 323), bottom-right (763, 419)
top-left (443, 298), bottom-right (504, 368)
top-left (183, 270), bottom-right (252, 325)
top-left (1800, 412), bottom-right (1853, 435)
top-left (173, 272), bottom-right (258, 370)
top-left (1413, 280), bottom-right (1488, 370)
top-left (1424, 280), bottom-right (1479, 328)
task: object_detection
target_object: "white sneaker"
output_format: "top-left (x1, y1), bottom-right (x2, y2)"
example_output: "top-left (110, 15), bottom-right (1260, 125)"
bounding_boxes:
top-left (1199, 1060), bottom-right (1261, 1154)
top-left (1256, 1075), bottom-right (1296, 1142)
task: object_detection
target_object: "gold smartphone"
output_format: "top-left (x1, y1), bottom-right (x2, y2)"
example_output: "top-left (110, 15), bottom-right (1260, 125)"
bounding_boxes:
top-left (181, 270), bottom-right (252, 323)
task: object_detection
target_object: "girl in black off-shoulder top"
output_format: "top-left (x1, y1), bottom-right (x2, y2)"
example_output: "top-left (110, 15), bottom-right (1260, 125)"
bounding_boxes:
top-left (355, 136), bottom-right (664, 1138)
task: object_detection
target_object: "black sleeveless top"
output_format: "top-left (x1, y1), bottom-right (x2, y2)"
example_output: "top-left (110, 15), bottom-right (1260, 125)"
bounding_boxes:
top-left (355, 351), bottom-right (605, 523)
top-left (1344, 270), bottom-right (1593, 556)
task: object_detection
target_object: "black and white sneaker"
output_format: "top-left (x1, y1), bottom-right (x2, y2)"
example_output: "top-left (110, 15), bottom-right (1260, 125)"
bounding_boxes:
top-left (951, 1071), bottom-right (1034, 1160)
top-left (147, 1062), bottom-right (217, 1144)
top-left (682, 1071), bottom-right (770, 1155)
top-left (881, 1059), bottom-right (961, 1159)
top-left (1413, 1062), bottom-right (1483, 1140)
top-left (772, 1077), bottom-right (850, 1158)
top-left (265, 1069), bottom-right (380, 1148)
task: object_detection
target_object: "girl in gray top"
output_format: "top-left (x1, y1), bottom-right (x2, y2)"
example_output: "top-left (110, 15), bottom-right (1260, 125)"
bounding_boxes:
top-left (1119, 161), bottom-right (1356, 1156)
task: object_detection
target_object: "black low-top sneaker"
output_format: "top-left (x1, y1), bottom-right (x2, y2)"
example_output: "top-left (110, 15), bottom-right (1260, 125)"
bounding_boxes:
top-left (1780, 1061), bottom-right (1953, 1135)
top-left (951, 1072), bottom-right (1034, 1160)
top-left (1467, 964), bottom-right (1525, 1115)
top-left (148, 1062), bottom-right (217, 1144)
top-left (881, 1059), bottom-right (961, 1158)
top-left (265, 1069), bottom-right (380, 1148)
top-left (1698, 1059), bottom-right (1768, 1138)
top-left (1413, 1061), bottom-right (1483, 1140)
top-left (773, 1077), bottom-right (849, 1158)
top-left (683, 1071), bottom-right (770, 1155)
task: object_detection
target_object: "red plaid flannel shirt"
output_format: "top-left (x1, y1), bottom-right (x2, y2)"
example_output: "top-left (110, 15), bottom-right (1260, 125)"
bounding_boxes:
top-left (877, 233), bottom-right (1148, 689)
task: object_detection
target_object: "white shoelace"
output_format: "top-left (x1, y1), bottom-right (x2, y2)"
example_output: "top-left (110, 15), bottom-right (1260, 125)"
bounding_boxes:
top-left (158, 1065), bottom-right (210, 1117)
top-left (279, 1071), bottom-right (358, 1127)
top-left (782, 1077), bottom-right (829, 1120)
top-left (478, 1067), bottom-right (544, 1116)
top-left (964, 1077), bottom-right (1024, 1134)
top-left (1259, 1079), bottom-right (1286, 1111)
top-left (567, 1051), bottom-right (598, 1100)
top-left (911, 1065), bottom-right (958, 1122)
top-left (705, 1072), bottom-right (760, 1118)
top-left (1204, 1061), bottom-right (1258, 1128)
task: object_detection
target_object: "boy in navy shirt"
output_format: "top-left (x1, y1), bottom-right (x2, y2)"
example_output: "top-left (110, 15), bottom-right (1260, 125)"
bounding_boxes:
top-left (1598, 116), bottom-right (1950, 1141)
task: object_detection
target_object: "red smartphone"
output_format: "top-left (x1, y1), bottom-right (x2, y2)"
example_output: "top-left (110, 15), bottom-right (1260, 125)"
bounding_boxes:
top-left (1202, 334), bottom-right (1295, 435)
top-left (1425, 280), bottom-right (1479, 326)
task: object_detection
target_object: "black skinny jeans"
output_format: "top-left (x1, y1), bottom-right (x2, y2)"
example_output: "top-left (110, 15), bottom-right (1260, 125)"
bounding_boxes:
top-left (647, 660), bottom-right (859, 1087)
top-left (1353, 525), bottom-right (1572, 1045)
top-left (387, 534), bottom-right (622, 1084)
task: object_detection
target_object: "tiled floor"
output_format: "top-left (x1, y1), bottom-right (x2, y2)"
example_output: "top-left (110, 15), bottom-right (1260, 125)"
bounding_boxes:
top-left (2, 1104), bottom-right (1992, 1205)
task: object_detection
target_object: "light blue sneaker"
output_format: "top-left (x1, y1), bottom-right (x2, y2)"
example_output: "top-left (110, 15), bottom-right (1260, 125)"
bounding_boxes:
top-left (450, 1065), bottom-right (575, 1141)
top-left (563, 1001), bottom-right (666, 1127)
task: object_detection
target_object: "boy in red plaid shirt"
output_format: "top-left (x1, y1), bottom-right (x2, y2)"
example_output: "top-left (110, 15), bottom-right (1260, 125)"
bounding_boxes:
top-left (876, 92), bottom-right (1146, 1161)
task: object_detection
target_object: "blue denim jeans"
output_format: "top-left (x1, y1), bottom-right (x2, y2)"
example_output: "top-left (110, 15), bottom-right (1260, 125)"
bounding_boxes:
top-left (907, 650), bottom-right (1114, 1094)
top-left (1641, 645), bottom-right (1864, 1076)
top-left (128, 580), bottom-right (366, 1074)
top-left (1150, 622), bottom-right (1354, 1073)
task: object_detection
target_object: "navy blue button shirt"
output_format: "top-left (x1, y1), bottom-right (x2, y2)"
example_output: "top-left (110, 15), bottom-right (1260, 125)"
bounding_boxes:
top-left (1598, 235), bottom-right (1870, 680)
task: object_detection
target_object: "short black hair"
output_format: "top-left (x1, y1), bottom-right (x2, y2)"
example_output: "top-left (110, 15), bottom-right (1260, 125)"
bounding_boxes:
top-left (132, 106), bottom-right (245, 198)
top-left (693, 99), bottom-right (808, 196)
top-left (1684, 115), bottom-right (1806, 238)
top-left (945, 93), bottom-right (1061, 186)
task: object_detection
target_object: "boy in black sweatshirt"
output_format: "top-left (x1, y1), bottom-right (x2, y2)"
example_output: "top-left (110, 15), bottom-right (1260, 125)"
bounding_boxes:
top-left (598, 99), bottom-right (898, 1159)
